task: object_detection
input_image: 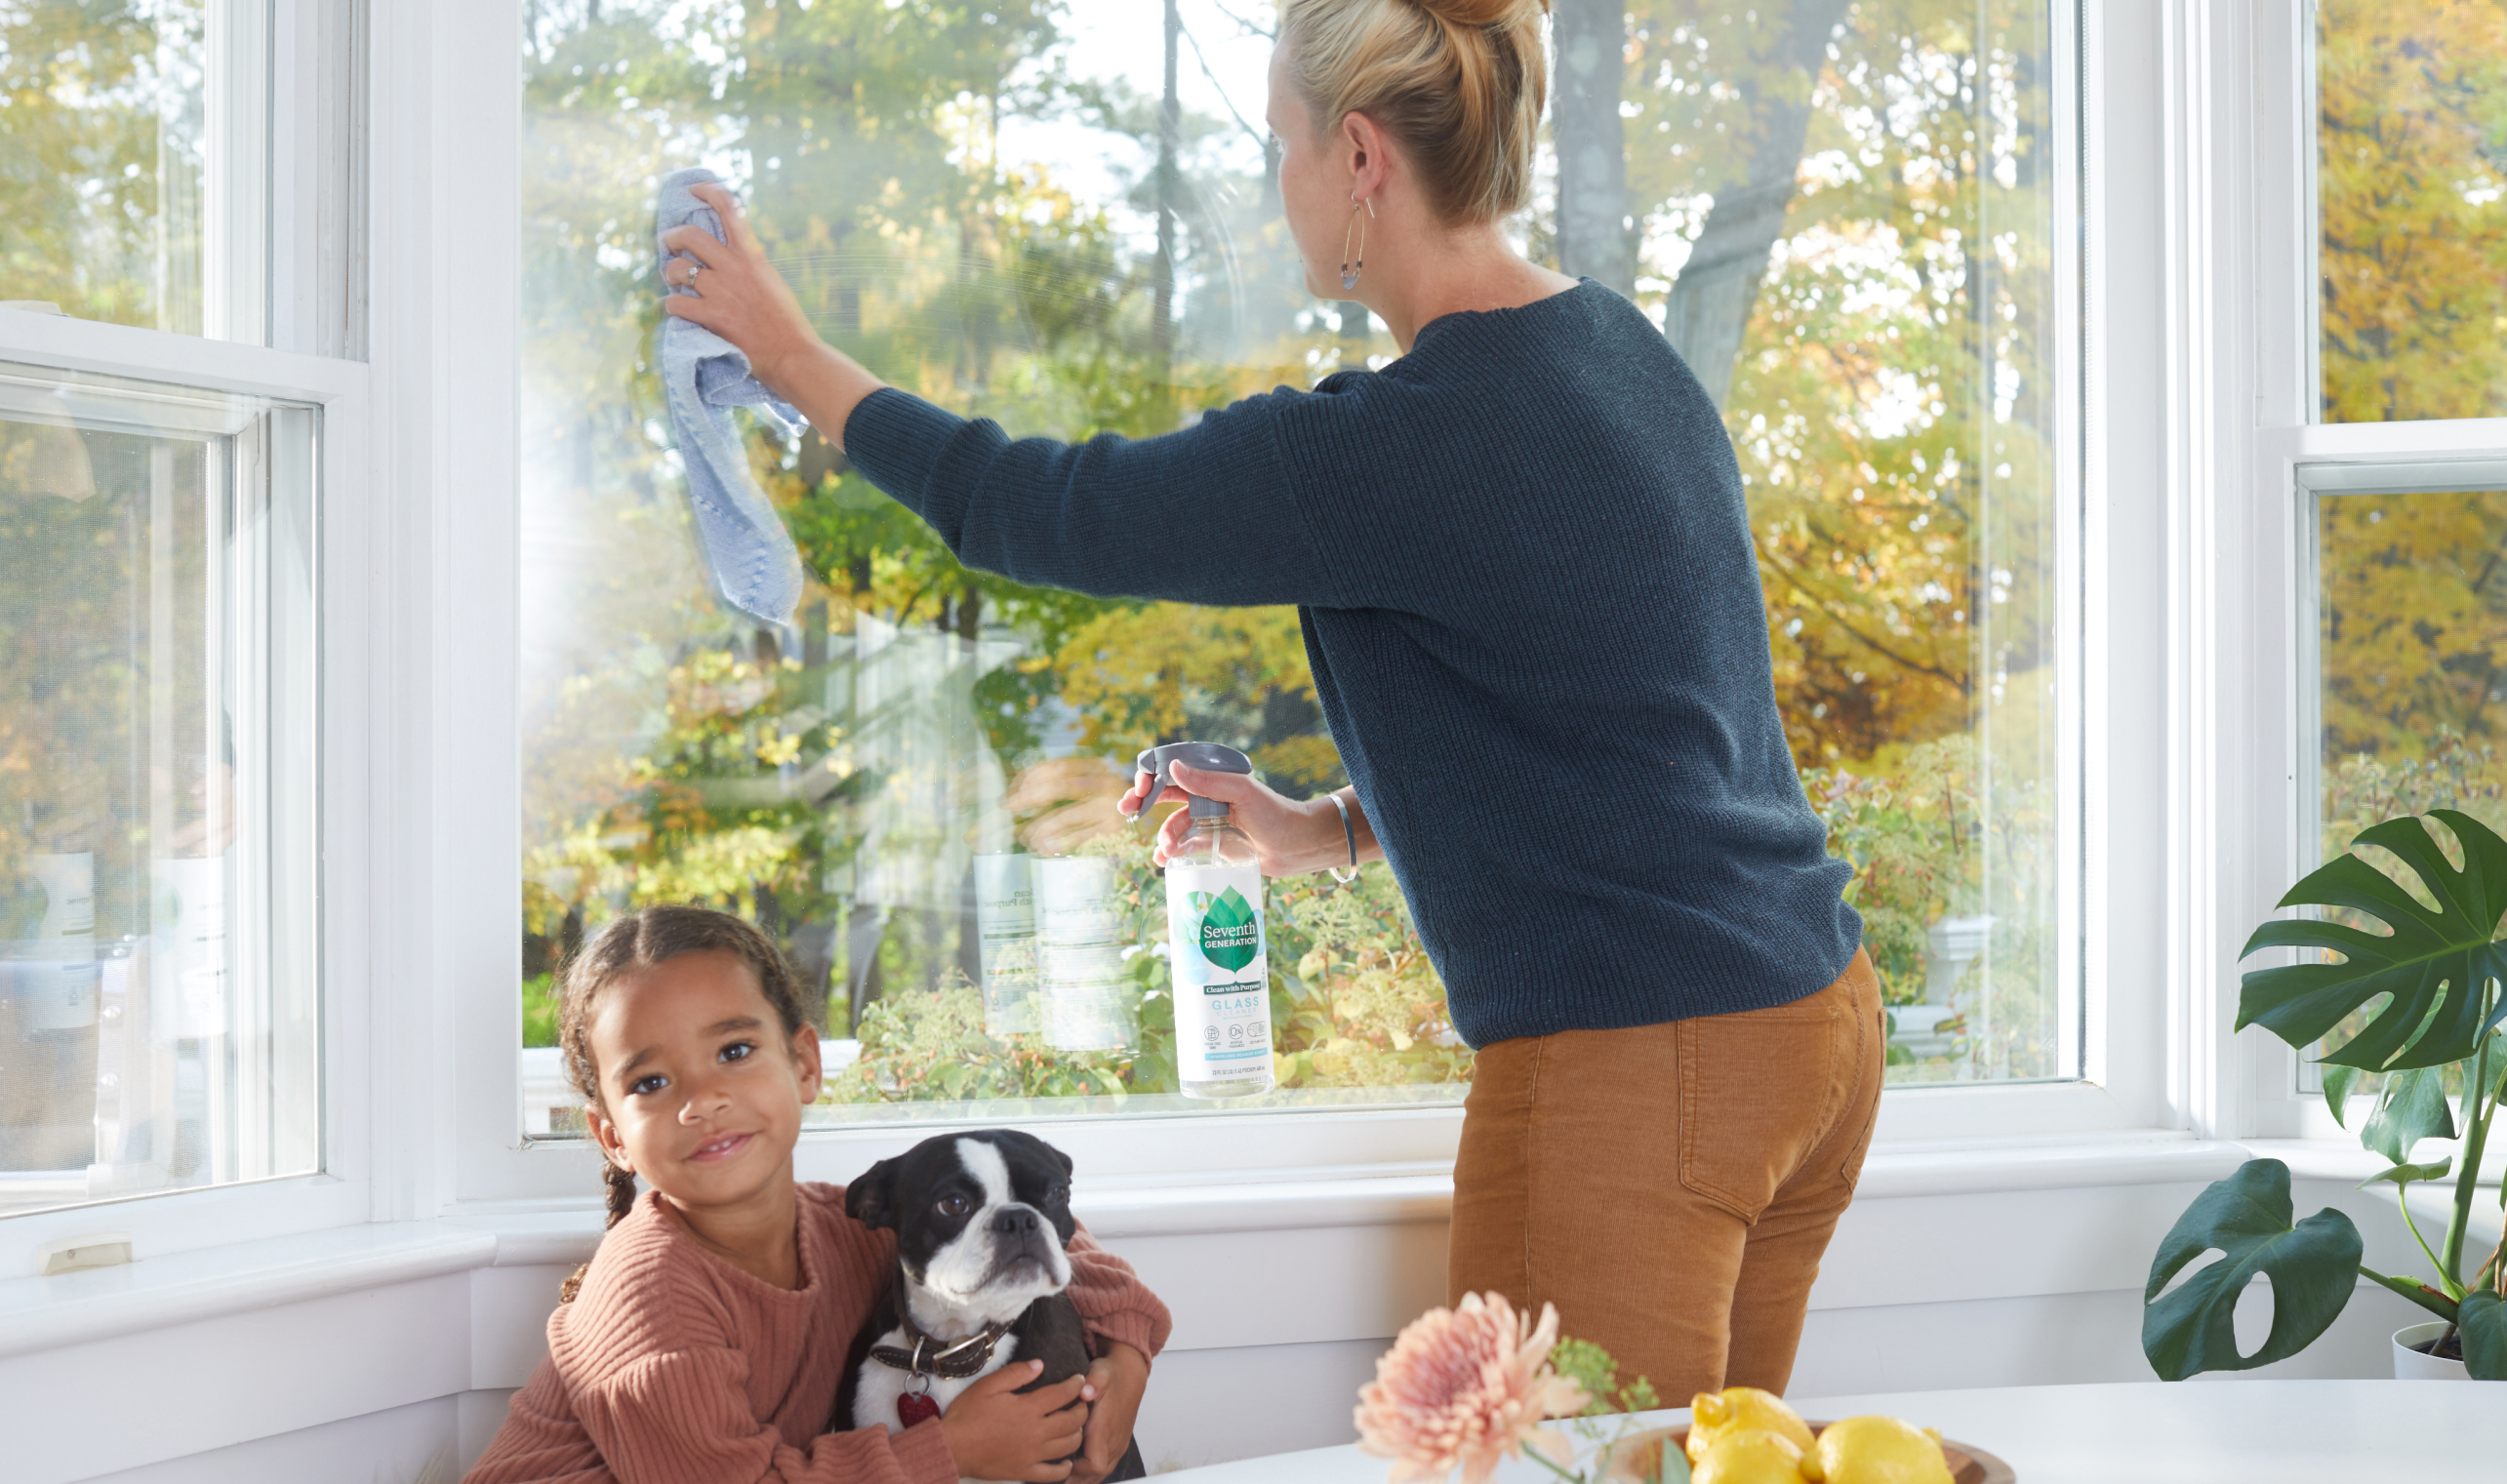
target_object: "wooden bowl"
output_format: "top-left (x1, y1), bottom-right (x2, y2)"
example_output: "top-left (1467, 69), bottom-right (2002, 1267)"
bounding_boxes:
top-left (1597, 1423), bottom-right (2015, 1484)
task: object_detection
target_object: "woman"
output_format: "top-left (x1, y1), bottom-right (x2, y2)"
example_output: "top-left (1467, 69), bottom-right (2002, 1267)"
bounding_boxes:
top-left (663, 0), bottom-right (1877, 1402)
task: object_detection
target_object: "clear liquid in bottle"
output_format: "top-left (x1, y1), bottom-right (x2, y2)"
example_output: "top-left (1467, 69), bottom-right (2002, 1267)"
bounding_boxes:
top-left (1165, 816), bottom-right (1275, 1099)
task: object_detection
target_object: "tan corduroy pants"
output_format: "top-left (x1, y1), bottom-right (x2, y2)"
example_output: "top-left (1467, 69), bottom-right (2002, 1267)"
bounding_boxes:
top-left (1447, 947), bottom-right (1882, 1402)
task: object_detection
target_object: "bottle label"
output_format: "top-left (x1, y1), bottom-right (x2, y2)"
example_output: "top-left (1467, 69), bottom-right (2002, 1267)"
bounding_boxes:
top-left (1168, 867), bottom-right (1272, 1084)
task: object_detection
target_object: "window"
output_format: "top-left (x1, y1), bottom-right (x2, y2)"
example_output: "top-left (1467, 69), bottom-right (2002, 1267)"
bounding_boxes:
top-left (0, 2), bottom-right (359, 1254)
top-left (2, 1), bottom-right (264, 341)
top-left (514, 0), bottom-right (2078, 1140)
top-left (0, 357), bottom-right (319, 1219)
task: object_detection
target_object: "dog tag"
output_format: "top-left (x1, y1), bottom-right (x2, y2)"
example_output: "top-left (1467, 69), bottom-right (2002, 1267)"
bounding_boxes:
top-left (897, 1392), bottom-right (942, 1427)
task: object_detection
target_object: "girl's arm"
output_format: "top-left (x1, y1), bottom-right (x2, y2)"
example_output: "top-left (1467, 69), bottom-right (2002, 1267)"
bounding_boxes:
top-left (1061, 1225), bottom-right (1167, 1484)
top-left (1062, 1224), bottom-right (1173, 1363)
top-left (576, 1347), bottom-right (961, 1484)
top-left (460, 1362), bottom-right (619, 1484)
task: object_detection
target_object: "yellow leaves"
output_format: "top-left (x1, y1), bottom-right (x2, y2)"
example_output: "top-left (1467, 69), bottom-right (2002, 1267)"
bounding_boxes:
top-left (2319, 0), bottom-right (2507, 421)
top-left (1050, 602), bottom-right (1318, 759)
top-left (2319, 490), bottom-right (2507, 774)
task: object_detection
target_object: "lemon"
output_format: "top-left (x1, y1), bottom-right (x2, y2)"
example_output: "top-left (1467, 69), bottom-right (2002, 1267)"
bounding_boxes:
top-left (1691, 1427), bottom-right (1808, 1484)
top-left (1799, 1415), bottom-right (1953, 1484)
top-left (1686, 1387), bottom-right (1816, 1464)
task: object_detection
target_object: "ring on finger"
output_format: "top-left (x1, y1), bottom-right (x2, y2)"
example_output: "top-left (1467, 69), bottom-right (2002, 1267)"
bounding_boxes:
top-left (683, 261), bottom-right (703, 291)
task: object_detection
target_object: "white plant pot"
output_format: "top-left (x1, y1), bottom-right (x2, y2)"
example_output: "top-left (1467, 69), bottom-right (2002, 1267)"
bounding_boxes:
top-left (2394, 1321), bottom-right (2470, 1380)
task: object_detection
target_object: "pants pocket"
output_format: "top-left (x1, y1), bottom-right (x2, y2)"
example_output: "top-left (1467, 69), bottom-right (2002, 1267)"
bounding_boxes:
top-left (1677, 999), bottom-right (1842, 1224)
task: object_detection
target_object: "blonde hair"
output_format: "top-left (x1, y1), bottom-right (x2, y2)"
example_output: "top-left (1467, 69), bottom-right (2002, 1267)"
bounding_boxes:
top-left (1278, 0), bottom-right (1551, 224)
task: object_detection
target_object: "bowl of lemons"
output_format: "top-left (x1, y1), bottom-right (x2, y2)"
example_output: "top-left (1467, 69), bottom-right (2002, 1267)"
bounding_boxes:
top-left (1598, 1386), bottom-right (2013, 1484)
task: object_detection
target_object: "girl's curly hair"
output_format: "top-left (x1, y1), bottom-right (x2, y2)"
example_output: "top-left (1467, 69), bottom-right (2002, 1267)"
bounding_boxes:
top-left (554, 904), bottom-right (818, 1303)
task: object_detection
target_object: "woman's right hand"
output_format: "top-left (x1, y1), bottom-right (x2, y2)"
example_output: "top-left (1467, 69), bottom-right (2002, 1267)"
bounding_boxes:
top-left (659, 182), bottom-right (887, 443)
top-left (1121, 762), bottom-right (1377, 876)
top-left (936, 1361), bottom-right (1089, 1482)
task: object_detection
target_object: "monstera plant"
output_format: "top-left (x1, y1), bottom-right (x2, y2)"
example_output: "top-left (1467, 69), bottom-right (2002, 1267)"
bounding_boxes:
top-left (2144, 810), bottom-right (2507, 1381)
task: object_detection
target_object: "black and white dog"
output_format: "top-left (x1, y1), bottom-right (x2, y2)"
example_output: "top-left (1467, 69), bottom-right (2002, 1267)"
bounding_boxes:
top-left (840, 1129), bottom-right (1147, 1482)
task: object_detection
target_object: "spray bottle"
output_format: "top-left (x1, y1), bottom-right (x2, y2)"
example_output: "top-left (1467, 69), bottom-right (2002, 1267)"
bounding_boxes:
top-left (1135, 742), bottom-right (1274, 1099)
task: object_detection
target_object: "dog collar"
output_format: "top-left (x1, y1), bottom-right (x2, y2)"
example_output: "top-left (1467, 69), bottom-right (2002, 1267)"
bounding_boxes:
top-left (869, 1319), bottom-right (1015, 1382)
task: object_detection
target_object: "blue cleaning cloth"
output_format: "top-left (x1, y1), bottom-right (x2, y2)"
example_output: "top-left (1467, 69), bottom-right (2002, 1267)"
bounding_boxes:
top-left (655, 166), bottom-right (807, 626)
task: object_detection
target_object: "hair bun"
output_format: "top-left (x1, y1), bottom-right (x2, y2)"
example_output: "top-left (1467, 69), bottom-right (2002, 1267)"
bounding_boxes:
top-left (1408, 0), bottom-right (1549, 25)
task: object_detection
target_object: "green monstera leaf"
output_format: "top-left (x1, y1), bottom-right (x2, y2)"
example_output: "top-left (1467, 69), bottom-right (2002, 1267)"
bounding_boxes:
top-left (1197, 887), bottom-right (1260, 972)
top-left (2239, 811), bottom-right (2507, 1071)
top-left (2459, 1290), bottom-right (2507, 1380)
top-left (2358, 1066), bottom-right (2458, 1164)
top-left (2143, 1159), bottom-right (2365, 1381)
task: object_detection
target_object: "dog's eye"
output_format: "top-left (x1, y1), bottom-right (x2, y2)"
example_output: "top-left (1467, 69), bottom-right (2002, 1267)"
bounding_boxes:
top-left (937, 1193), bottom-right (970, 1219)
top-left (1047, 1183), bottom-right (1070, 1205)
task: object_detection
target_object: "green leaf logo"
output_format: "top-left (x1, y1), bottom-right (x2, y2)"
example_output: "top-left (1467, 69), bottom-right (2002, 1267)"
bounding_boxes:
top-left (1197, 887), bottom-right (1260, 971)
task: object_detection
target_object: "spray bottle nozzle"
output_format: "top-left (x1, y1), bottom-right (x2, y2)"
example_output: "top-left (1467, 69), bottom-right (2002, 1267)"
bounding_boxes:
top-left (1133, 742), bottom-right (1254, 826)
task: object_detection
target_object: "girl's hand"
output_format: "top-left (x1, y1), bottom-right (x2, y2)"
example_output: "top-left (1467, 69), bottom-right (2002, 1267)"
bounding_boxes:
top-left (1120, 762), bottom-right (1377, 877)
top-left (937, 1361), bottom-right (1088, 1482)
top-left (1068, 1342), bottom-right (1150, 1484)
top-left (658, 182), bottom-right (831, 404)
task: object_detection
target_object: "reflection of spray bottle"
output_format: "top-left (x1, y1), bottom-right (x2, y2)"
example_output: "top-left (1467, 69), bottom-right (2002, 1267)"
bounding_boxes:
top-left (1136, 743), bottom-right (1274, 1100)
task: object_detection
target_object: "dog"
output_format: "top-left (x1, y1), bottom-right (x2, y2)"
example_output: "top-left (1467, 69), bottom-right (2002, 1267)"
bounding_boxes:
top-left (840, 1129), bottom-right (1148, 1483)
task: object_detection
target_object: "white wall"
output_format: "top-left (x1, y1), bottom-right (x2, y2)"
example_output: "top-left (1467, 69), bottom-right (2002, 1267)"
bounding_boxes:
top-left (24, 1157), bottom-right (2461, 1484)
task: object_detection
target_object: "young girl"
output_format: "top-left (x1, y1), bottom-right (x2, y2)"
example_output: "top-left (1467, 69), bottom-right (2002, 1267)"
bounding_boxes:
top-left (463, 906), bottom-right (1169, 1484)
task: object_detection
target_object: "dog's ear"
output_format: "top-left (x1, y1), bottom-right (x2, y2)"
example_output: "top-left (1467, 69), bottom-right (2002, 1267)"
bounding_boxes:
top-left (845, 1156), bottom-right (902, 1230)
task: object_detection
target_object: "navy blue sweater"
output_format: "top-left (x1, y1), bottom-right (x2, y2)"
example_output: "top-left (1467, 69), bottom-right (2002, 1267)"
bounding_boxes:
top-left (845, 280), bottom-right (1861, 1046)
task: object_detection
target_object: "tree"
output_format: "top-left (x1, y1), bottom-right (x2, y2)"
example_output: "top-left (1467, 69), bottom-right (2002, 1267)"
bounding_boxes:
top-left (0, 1), bottom-right (203, 331)
top-left (2318, 0), bottom-right (2507, 424)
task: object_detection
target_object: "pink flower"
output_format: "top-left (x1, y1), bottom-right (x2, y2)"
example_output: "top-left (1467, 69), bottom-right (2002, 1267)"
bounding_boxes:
top-left (1355, 1292), bottom-right (1590, 1483)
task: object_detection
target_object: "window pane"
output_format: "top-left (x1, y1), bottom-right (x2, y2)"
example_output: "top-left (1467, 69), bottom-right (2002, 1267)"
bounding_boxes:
top-left (2312, 485), bottom-right (2507, 1085)
top-left (0, 358), bottom-right (318, 1218)
top-left (2319, 488), bottom-right (2507, 849)
top-left (2318, 0), bottom-right (2507, 422)
top-left (0, 1), bottom-right (266, 341)
top-left (1597, 0), bottom-right (2070, 1084)
top-left (518, 0), bottom-right (2071, 1135)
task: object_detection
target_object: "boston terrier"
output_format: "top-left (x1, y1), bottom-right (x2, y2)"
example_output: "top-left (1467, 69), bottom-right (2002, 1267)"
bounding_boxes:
top-left (840, 1129), bottom-right (1147, 1483)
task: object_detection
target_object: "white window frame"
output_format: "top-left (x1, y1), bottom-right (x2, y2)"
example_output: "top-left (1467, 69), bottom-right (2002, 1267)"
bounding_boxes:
top-left (0, 317), bottom-right (371, 1279)
top-left (2218, 1), bottom-right (2507, 1145)
top-left (0, 0), bottom-right (375, 1275)
top-left (425, 0), bottom-right (2235, 1225)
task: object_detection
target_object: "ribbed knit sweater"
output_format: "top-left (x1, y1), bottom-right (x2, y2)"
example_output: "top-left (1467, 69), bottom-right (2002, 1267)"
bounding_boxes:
top-left (461, 1183), bottom-right (1172, 1484)
top-left (844, 279), bottom-right (1862, 1045)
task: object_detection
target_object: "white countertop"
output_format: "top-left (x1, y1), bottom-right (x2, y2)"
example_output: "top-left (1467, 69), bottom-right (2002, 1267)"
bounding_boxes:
top-left (1155, 1380), bottom-right (2504, 1483)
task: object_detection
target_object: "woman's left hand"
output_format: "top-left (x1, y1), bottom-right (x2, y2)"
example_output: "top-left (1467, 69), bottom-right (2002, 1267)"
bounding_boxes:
top-left (659, 181), bottom-right (824, 399)
top-left (1122, 762), bottom-right (1376, 877)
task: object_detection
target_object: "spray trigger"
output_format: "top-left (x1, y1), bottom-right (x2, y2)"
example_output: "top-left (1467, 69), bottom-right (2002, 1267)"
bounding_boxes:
top-left (1133, 742), bottom-right (1255, 827)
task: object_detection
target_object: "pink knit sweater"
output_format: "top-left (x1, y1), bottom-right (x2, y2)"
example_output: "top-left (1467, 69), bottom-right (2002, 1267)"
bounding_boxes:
top-left (462, 1183), bottom-right (1173, 1484)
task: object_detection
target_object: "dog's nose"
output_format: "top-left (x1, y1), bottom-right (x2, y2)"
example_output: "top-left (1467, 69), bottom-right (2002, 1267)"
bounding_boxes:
top-left (992, 1206), bottom-right (1039, 1237)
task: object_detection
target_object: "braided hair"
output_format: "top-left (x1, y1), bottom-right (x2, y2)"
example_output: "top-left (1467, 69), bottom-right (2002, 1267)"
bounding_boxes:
top-left (553, 904), bottom-right (819, 1304)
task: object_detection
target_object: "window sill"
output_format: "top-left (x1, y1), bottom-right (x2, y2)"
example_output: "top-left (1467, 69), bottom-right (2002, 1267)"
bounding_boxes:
top-left (0, 1131), bottom-right (2402, 1364)
top-left (0, 1220), bottom-right (492, 1362)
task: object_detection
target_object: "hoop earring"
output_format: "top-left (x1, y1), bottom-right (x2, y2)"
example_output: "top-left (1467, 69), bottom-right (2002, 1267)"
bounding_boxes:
top-left (1340, 196), bottom-right (1374, 292)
